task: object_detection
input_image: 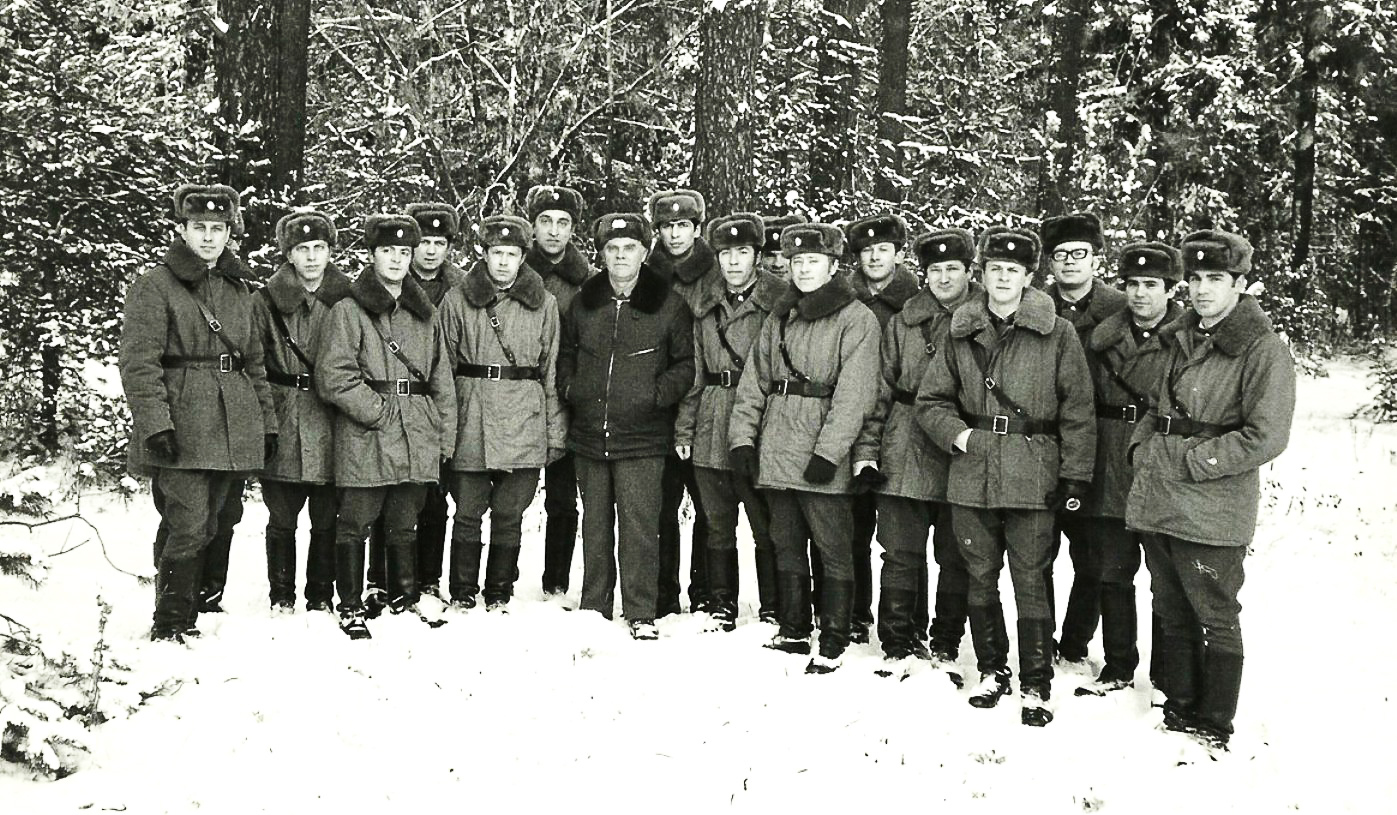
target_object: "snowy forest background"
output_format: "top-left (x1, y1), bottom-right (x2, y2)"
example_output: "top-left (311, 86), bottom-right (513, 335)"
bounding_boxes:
top-left (2, 0), bottom-right (1397, 796)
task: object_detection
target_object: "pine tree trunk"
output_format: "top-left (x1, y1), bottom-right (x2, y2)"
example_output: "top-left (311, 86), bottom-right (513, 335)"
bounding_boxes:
top-left (873, 0), bottom-right (910, 203)
top-left (1041, 0), bottom-right (1090, 216)
top-left (1289, 3), bottom-right (1321, 293)
top-left (808, 0), bottom-right (867, 210)
top-left (213, 0), bottom-right (311, 251)
top-left (692, 1), bottom-right (768, 216)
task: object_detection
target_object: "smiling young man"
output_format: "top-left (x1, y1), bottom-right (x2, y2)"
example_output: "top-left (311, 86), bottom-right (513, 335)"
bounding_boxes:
top-left (316, 214), bottom-right (457, 639)
top-left (675, 213), bottom-right (786, 630)
top-left (1040, 211), bottom-right (1128, 667)
top-left (1067, 241), bottom-right (1185, 696)
top-left (524, 185), bottom-right (592, 599)
top-left (855, 228), bottom-right (981, 666)
top-left (438, 215), bottom-right (565, 613)
top-left (1126, 230), bottom-right (1295, 752)
top-left (254, 210), bottom-right (353, 614)
top-left (916, 226), bottom-right (1095, 725)
top-left (728, 222), bottom-right (880, 674)
top-left (558, 212), bottom-right (694, 640)
top-left (846, 213), bottom-right (921, 645)
top-left (645, 189), bottom-right (714, 617)
top-left (120, 184), bottom-right (276, 642)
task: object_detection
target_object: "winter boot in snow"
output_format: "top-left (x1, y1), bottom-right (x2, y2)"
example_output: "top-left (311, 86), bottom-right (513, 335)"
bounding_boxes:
top-left (336, 542), bottom-right (368, 618)
top-left (305, 529), bottom-right (336, 612)
top-left (877, 586), bottom-right (918, 661)
top-left (482, 545), bottom-right (521, 610)
top-left (1018, 618), bottom-right (1056, 726)
top-left (704, 547), bottom-right (739, 632)
top-left (1077, 583), bottom-right (1139, 696)
top-left (340, 609), bottom-right (371, 640)
top-left (967, 602), bottom-right (1012, 708)
top-left (807, 578), bottom-right (853, 673)
top-left (765, 572), bottom-right (813, 655)
top-left (266, 527), bottom-right (298, 611)
top-left (386, 544), bottom-right (419, 613)
top-left (929, 589), bottom-right (969, 664)
top-left (1190, 648), bottom-right (1243, 748)
top-left (1155, 633), bottom-right (1204, 732)
top-left (448, 540), bottom-right (483, 610)
top-left (968, 670), bottom-right (1012, 708)
top-left (912, 561), bottom-right (931, 645)
top-left (754, 543), bottom-right (779, 624)
top-left (629, 619), bottom-right (659, 640)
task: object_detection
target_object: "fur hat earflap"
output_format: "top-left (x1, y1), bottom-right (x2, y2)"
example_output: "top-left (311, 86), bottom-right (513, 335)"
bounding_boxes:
top-left (647, 189), bottom-right (706, 227)
top-left (364, 214), bottom-right (422, 249)
top-left (780, 223), bottom-right (845, 259)
top-left (478, 215), bottom-right (533, 250)
top-left (276, 210), bottom-right (337, 254)
top-left (593, 212), bottom-right (650, 251)
top-left (526, 185), bottom-right (585, 224)
top-left (172, 184), bottom-right (243, 234)
top-left (406, 202), bottom-right (459, 239)
top-left (1039, 211), bottom-right (1104, 252)
top-left (1181, 230), bottom-right (1253, 278)
top-left (913, 228), bottom-right (976, 269)
top-left (846, 214), bottom-right (909, 254)
top-left (706, 213), bottom-right (764, 252)
top-left (978, 226), bottom-right (1041, 273)
top-left (1119, 241), bottom-right (1183, 283)
top-left (761, 213), bottom-right (807, 254)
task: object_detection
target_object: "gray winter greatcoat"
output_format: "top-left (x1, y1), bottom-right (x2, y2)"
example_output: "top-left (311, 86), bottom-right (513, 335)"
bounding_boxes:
top-left (558, 264), bottom-right (694, 460)
top-left (849, 266), bottom-right (921, 329)
top-left (649, 235), bottom-right (719, 316)
top-left (675, 271), bottom-right (786, 471)
top-left (727, 276), bottom-right (881, 495)
top-left (253, 263), bottom-right (353, 485)
top-left (526, 243), bottom-right (591, 315)
top-left (855, 283), bottom-right (981, 502)
top-left (120, 241), bottom-right (276, 475)
top-left (1048, 279), bottom-right (1127, 349)
top-left (315, 272), bottom-right (457, 487)
top-left (438, 262), bottom-right (566, 471)
top-left (411, 262), bottom-right (467, 308)
top-left (1125, 295), bottom-right (1295, 547)
top-left (915, 286), bottom-right (1096, 510)
top-left (1081, 301), bottom-right (1183, 517)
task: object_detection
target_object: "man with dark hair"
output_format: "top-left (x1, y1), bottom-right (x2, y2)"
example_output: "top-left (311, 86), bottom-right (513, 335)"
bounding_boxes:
top-left (120, 183), bottom-right (276, 642)
top-left (758, 213), bottom-right (807, 279)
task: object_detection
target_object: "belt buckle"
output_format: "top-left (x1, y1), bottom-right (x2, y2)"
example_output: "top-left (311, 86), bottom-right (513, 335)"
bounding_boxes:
top-left (1159, 415), bottom-right (1172, 435)
top-left (774, 379), bottom-right (790, 396)
top-left (485, 364), bottom-right (502, 381)
top-left (1124, 404), bottom-right (1138, 424)
top-left (720, 370), bottom-right (733, 388)
top-left (992, 414), bottom-right (1009, 435)
top-left (395, 378), bottom-right (410, 396)
top-left (296, 373), bottom-right (312, 391)
top-left (218, 353), bottom-right (233, 373)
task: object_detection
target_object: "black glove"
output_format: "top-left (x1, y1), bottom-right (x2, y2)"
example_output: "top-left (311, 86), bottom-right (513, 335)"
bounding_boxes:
top-left (1046, 478), bottom-right (1091, 513)
top-left (853, 465), bottom-right (888, 494)
top-left (146, 430), bottom-right (179, 463)
top-left (803, 455), bottom-right (838, 485)
top-left (264, 433), bottom-right (279, 463)
top-left (729, 446), bottom-right (759, 483)
top-left (438, 457), bottom-right (453, 495)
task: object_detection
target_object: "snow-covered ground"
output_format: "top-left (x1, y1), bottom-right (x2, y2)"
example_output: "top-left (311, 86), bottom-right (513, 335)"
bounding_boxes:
top-left (4, 356), bottom-right (1395, 813)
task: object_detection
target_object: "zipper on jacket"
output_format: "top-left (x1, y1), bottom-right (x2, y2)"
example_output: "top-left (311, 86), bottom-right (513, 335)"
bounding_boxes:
top-left (601, 298), bottom-right (623, 457)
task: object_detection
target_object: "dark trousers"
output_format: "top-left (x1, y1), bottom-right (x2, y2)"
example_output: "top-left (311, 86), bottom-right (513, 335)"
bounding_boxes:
top-left (576, 455), bottom-right (665, 622)
top-left (659, 454), bottom-right (709, 614)
top-left (851, 491), bottom-right (877, 626)
top-left (368, 484), bottom-right (449, 594)
top-left (448, 468), bottom-right (540, 604)
top-left (929, 501), bottom-right (969, 649)
top-left (1057, 514), bottom-right (1145, 672)
top-left (954, 505), bottom-right (1055, 682)
top-left (874, 495), bottom-right (943, 634)
top-left (540, 451), bottom-right (579, 593)
top-left (767, 490), bottom-right (854, 581)
top-left (261, 480), bottom-right (338, 606)
top-left (154, 474), bottom-right (245, 609)
top-left (693, 464), bottom-right (774, 592)
top-left (150, 469), bottom-right (242, 633)
top-left (335, 484), bottom-right (428, 612)
top-left (1055, 513), bottom-right (1108, 660)
top-left (1143, 535), bottom-right (1244, 656)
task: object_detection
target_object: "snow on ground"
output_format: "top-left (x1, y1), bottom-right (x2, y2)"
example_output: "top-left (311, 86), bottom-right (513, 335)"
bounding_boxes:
top-left (3, 356), bottom-right (1396, 813)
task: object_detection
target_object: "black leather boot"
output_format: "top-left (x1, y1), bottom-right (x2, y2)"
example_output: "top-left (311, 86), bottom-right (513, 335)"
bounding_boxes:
top-left (386, 544), bottom-right (419, 612)
top-left (765, 572), bottom-right (812, 654)
top-left (929, 590), bottom-right (969, 662)
top-left (705, 547), bottom-right (739, 632)
top-left (1192, 649), bottom-right (1243, 748)
top-left (304, 530), bottom-right (336, 612)
top-left (266, 528), bottom-right (297, 610)
top-left (754, 544), bottom-right (779, 624)
top-left (337, 541), bottom-right (371, 640)
top-left (540, 511), bottom-right (577, 596)
top-left (808, 578), bottom-right (854, 673)
top-left (877, 586), bottom-right (918, 660)
top-left (1018, 618), bottom-right (1056, 726)
top-left (482, 545), bottom-right (521, 610)
top-left (1057, 576), bottom-right (1100, 664)
top-left (448, 540), bottom-right (483, 609)
top-left (416, 490), bottom-right (449, 598)
top-left (967, 602), bottom-right (1012, 708)
top-left (1098, 582), bottom-right (1140, 684)
top-left (1155, 633), bottom-right (1204, 732)
top-left (153, 557), bottom-right (199, 641)
top-left (911, 561), bottom-right (931, 644)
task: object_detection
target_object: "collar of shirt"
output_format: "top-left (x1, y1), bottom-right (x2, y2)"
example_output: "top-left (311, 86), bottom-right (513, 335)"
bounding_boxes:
top-left (1056, 285), bottom-right (1094, 315)
top-left (726, 282), bottom-right (756, 307)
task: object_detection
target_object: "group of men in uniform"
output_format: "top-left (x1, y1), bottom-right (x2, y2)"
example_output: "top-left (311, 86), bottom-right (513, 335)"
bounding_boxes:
top-left (119, 182), bottom-right (1295, 754)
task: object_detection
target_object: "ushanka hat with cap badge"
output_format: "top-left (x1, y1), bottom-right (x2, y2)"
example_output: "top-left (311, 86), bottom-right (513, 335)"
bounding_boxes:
top-left (706, 213), bottom-right (764, 252)
top-left (846, 214), bottom-right (909, 254)
top-left (1180, 230), bottom-right (1253, 278)
top-left (978, 226), bottom-right (1041, 273)
top-left (363, 214), bottom-right (422, 249)
top-left (275, 210), bottom-right (337, 254)
top-left (913, 228), bottom-right (976, 269)
top-left (525, 185), bottom-right (585, 223)
top-left (171, 184), bottom-right (243, 234)
top-left (1119, 241), bottom-right (1182, 283)
top-left (761, 213), bottom-right (807, 254)
top-left (1039, 211), bottom-right (1105, 251)
top-left (593, 212), bottom-right (650, 251)
top-left (647, 189), bottom-right (706, 227)
top-left (780, 223), bottom-right (845, 259)
top-left (478, 215), bottom-right (532, 250)
top-left (405, 202), bottom-right (459, 240)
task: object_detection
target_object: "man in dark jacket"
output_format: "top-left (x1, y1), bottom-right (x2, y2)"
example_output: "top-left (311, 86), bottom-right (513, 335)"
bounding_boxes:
top-left (845, 213), bottom-right (921, 644)
top-left (524, 185), bottom-right (591, 598)
top-left (917, 227), bottom-right (1096, 726)
top-left (558, 213), bottom-right (695, 639)
top-left (1040, 212), bottom-right (1128, 665)
top-left (254, 210), bottom-right (353, 613)
top-left (364, 202), bottom-right (467, 610)
top-left (120, 183), bottom-right (276, 642)
top-left (728, 223), bottom-right (880, 674)
top-left (645, 189), bottom-right (713, 616)
top-left (316, 214), bottom-right (457, 639)
top-left (675, 212), bottom-right (786, 630)
top-left (1127, 230), bottom-right (1295, 751)
top-left (1070, 242), bottom-right (1185, 695)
